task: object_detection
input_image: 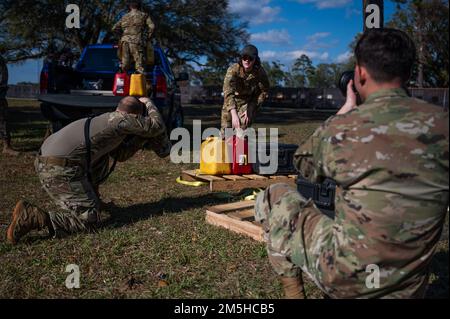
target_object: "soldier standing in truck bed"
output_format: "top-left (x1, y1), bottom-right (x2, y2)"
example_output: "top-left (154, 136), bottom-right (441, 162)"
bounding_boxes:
top-left (112, 0), bottom-right (155, 74)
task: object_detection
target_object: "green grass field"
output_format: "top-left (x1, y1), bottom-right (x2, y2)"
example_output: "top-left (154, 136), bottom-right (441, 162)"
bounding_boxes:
top-left (0, 99), bottom-right (448, 298)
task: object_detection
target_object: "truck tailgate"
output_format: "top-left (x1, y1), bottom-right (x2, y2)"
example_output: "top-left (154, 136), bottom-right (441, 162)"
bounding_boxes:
top-left (38, 94), bottom-right (123, 108)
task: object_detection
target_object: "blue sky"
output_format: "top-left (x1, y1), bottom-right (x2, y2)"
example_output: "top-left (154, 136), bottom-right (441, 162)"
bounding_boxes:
top-left (8, 0), bottom-right (397, 84)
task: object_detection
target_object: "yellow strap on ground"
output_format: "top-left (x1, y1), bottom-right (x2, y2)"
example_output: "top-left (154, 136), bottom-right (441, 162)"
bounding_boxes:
top-left (176, 176), bottom-right (208, 187)
top-left (244, 194), bottom-right (256, 201)
top-left (244, 189), bottom-right (264, 201)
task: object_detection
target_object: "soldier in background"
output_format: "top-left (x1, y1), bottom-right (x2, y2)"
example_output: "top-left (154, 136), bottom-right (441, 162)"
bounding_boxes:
top-left (255, 28), bottom-right (449, 298)
top-left (221, 44), bottom-right (270, 134)
top-left (7, 96), bottom-right (171, 244)
top-left (112, 0), bottom-right (155, 74)
top-left (0, 52), bottom-right (20, 156)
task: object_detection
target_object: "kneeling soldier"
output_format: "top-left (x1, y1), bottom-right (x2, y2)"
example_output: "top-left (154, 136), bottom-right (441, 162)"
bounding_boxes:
top-left (7, 97), bottom-right (171, 244)
top-left (255, 29), bottom-right (449, 299)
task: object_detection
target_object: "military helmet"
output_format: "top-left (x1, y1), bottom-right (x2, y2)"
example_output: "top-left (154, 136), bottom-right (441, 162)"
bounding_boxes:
top-left (240, 44), bottom-right (259, 59)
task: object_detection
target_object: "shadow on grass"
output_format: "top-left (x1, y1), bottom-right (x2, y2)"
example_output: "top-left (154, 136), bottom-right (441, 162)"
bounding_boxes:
top-left (8, 106), bottom-right (48, 152)
top-left (103, 193), bottom-right (234, 228)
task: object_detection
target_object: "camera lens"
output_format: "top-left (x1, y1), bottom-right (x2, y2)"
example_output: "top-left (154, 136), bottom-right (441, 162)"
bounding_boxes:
top-left (338, 70), bottom-right (355, 97)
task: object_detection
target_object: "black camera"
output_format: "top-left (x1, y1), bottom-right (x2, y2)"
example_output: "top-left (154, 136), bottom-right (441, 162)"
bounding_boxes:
top-left (338, 70), bottom-right (362, 105)
top-left (338, 70), bottom-right (356, 97)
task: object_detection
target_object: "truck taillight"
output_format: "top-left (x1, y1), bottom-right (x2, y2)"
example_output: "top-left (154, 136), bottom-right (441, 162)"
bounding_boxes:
top-left (40, 71), bottom-right (48, 94)
top-left (155, 74), bottom-right (167, 99)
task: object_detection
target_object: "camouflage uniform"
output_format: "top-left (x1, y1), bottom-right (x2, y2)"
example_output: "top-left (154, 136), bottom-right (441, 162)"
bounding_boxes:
top-left (255, 88), bottom-right (449, 298)
top-left (0, 55), bottom-right (9, 142)
top-left (221, 63), bottom-right (269, 132)
top-left (112, 8), bottom-right (155, 73)
top-left (36, 101), bottom-right (169, 236)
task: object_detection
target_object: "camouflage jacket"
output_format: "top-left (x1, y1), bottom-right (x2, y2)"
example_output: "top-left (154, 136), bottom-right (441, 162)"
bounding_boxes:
top-left (222, 63), bottom-right (270, 113)
top-left (0, 55), bottom-right (8, 97)
top-left (294, 88), bottom-right (449, 298)
top-left (112, 8), bottom-right (155, 45)
top-left (41, 100), bottom-right (167, 167)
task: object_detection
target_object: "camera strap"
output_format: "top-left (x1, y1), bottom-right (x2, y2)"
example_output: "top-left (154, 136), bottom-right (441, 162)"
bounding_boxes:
top-left (84, 117), bottom-right (94, 184)
top-left (296, 174), bottom-right (336, 220)
top-left (84, 116), bottom-right (118, 186)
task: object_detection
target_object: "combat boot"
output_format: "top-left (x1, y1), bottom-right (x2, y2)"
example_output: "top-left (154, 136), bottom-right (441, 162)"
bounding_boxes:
top-left (6, 200), bottom-right (53, 244)
top-left (280, 275), bottom-right (306, 299)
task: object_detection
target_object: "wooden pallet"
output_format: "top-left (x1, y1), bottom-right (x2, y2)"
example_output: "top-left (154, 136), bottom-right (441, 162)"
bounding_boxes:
top-left (181, 170), bottom-right (297, 192)
top-left (205, 200), bottom-right (264, 242)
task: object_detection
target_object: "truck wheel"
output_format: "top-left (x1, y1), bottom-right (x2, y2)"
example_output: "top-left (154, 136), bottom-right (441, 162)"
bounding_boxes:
top-left (172, 107), bottom-right (184, 129)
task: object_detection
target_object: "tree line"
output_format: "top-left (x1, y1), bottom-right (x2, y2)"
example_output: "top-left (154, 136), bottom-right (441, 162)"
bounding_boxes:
top-left (0, 0), bottom-right (447, 88)
top-left (197, 0), bottom-right (449, 88)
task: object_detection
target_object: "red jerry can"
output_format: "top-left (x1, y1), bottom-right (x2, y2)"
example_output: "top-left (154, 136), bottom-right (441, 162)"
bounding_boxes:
top-left (231, 136), bottom-right (253, 175)
top-left (113, 72), bottom-right (130, 96)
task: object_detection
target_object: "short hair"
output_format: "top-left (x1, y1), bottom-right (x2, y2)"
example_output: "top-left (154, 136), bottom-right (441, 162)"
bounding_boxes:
top-left (355, 28), bottom-right (416, 83)
top-left (117, 96), bottom-right (144, 115)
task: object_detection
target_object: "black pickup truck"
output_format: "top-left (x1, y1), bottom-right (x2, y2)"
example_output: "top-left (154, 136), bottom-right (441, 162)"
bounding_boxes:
top-left (39, 43), bottom-right (188, 133)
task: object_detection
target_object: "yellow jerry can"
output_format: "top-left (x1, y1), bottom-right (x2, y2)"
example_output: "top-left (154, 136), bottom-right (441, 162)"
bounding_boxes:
top-left (129, 73), bottom-right (147, 96)
top-left (200, 137), bottom-right (231, 175)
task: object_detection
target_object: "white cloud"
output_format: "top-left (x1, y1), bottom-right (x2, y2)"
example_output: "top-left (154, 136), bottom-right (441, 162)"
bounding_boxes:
top-left (345, 7), bottom-right (361, 18)
top-left (260, 50), bottom-right (278, 60)
top-left (295, 0), bottom-right (353, 9)
top-left (260, 49), bottom-right (329, 63)
top-left (336, 51), bottom-right (353, 63)
top-left (307, 32), bottom-right (331, 42)
top-left (304, 32), bottom-right (337, 50)
top-left (228, 0), bottom-right (281, 25)
top-left (251, 29), bottom-right (292, 45)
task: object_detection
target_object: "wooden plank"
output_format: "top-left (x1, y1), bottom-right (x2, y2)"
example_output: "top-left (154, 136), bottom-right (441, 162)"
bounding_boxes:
top-left (180, 171), bottom-right (200, 182)
top-left (182, 170), bottom-right (225, 180)
top-left (182, 170), bottom-right (199, 177)
top-left (181, 170), bottom-right (297, 192)
top-left (269, 175), bottom-right (290, 180)
top-left (227, 208), bottom-right (255, 221)
top-left (210, 178), bottom-right (296, 192)
top-left (222, 175), bottom-right (248, 181)
top-left (242, 174), bottom-right (268, 180)
top-left (195, 174), bottom-right (225, 181)
top-left (206, 210), bottom-right (264, 242)
top-left (207, 200), bottom-right (255, 214)
top-left (252, 221), bottom-right (262, 226)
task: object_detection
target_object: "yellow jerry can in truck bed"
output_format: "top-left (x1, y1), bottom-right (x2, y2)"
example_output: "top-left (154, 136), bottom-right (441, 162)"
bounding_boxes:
top-left (129, 73), bottom-right (146, 96)
top-left (200, 137), bottom-right (231, 175)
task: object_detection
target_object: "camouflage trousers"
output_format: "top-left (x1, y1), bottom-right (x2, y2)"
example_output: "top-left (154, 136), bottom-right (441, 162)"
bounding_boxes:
top-left (120, 41), bottom-right (145, 74)
top-left (255, 183), bottom-right (429, 299)
top-left (254, 183), bottom-right (333, 294)
top-left (0, 98), bottom-right (10, 141)
top-left (35, 157), bottom-right (101, 237)
top-left (220, 100), bottom-right (258, 134)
